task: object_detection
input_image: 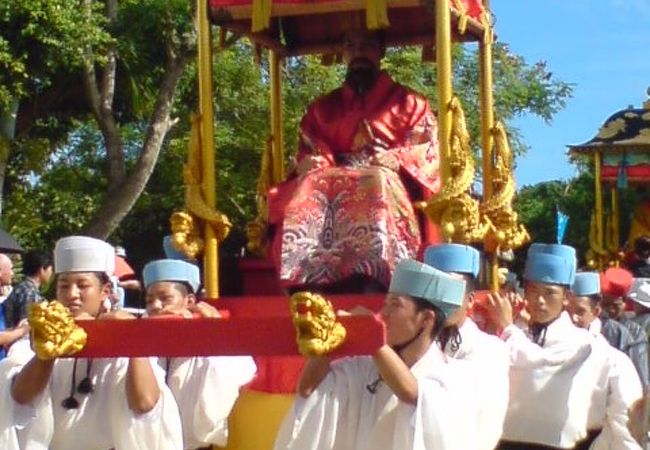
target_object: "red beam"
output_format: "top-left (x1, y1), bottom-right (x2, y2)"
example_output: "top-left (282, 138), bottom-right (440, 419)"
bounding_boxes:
top-left (75, 314), bottom-right (385, 358)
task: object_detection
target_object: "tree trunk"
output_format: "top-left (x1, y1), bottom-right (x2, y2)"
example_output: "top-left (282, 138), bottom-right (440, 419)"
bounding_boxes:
top-left (0, 98), bottom-right (19, 217)
top-left (82, 55), bottom-right (190, 239)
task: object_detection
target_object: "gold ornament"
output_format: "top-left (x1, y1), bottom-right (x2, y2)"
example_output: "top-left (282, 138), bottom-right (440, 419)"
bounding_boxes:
top-left (596, 118), bottom-right (626, 139)
top-left (451, 0), bottom-right (469, 35)
top-left (246, 136), bottom-right (274, 257)
top-left (170, 114), bottom-right (232, 260)
top-left (290, 292), bottom-right (347, 357)
top-left (419, 96), bottom-right (490, 243)
top-left (170, 211), bottom-right (203, 260)
top-left (588, 209), bottom-right (623, 270)
top-left (481, 121), bottom-right (529, 253)
top-left (28, 301), bottom-right (87, 360)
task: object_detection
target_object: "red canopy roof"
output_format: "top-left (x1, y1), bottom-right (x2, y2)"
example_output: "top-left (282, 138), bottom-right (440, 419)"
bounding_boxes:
top-left (209, 0), bottom-right (487, 56)
top-left (210, 0), bottom-right (484, 19)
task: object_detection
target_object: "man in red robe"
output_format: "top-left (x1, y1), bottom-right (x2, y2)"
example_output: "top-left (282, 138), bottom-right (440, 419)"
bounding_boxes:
top-left (268, 29), bottom-right (440, 291)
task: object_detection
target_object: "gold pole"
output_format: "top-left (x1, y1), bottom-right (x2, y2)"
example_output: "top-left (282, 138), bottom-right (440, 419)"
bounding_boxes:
top-left (436, 0), bottom-right (453, 183)
top-left (197, 0), bottom-right (219, 298)
top-left (611, 185), bottom-right (620, 266)
top-left (478, 0), bottom-right (494, 201)
top-left (594, 151), bottom-right (604, 270)
top-left (479, 0), bottom-right (497, 290)
top-left (269, 50), bottom-right (285, 183)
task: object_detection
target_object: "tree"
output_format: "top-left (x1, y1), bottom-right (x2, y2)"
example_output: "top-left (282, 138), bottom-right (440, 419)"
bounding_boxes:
top-left (0, 0), bottom-right (109, 214)
top-left (0, 0), bottom-right (196, 240)
top-left (79, 0), bottom-right (196, 237)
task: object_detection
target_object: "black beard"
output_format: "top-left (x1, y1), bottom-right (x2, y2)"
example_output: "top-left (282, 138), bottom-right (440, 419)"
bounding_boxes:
top-left (345, 62), bottom-right (379, 97)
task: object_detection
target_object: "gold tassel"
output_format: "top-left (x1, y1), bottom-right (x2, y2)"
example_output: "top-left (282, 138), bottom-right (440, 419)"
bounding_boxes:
top-left (451, 0), bottom-right (468, 35)
top-left (479, 10), bottom-right (493, 44)
top-left (251, 0), bottom-right (272, 33)
top-left (366, 0), bottom-right (389, 30)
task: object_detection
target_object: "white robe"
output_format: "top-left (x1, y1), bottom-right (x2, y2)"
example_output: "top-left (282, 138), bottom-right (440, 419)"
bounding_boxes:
top-left (164, 356), bottom-right (257, 449)
top-left (445, 318), bottom-right (509, 450)
top-left (0, 337), bottom-right (184, 450)
top-left (587, 324), bottom-right (643, 450)
top-left (273, 343), bottom-right (479, 450)
top-left (500, 312), bottom-right (610, 448)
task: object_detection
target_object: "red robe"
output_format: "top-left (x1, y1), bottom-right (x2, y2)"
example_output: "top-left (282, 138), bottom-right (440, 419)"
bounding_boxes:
top-left (268, 71), bottom-right (440, 288)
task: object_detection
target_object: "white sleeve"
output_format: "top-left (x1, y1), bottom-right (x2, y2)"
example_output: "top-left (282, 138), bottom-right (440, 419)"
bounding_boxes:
top-left (272, 357), bottom-right (368, 450)
top-left (475, 341), bottom-right (510, 450)
top-left (591, 350), bottom-right (643, 450)
top-left (180, 356), bottom-right (256, 448)
top-left (407, 361), bottom-right (479, 450)
top-left (0, 339), bottom-right (53, 450)
top-left (108, 358), bottom-right (183, 450)
top-left (500, 324), bottom-right (546, 366)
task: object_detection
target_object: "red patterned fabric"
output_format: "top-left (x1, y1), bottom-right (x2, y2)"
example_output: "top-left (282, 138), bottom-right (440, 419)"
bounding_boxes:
top-left (208, 0), bottom-right (485, 20)
top-left (268, 72), bottom-right (440, 288)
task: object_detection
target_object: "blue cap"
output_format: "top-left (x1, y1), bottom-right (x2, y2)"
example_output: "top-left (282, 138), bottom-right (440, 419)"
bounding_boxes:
top-left (524, 243), bottom-right (576, 286)
top-left (143, 259), bottom-right (200, 293)
top-left (424, 243), bottom-right (480, 278)
top-left (389, 259), bottom-right (465, 317)
top-left (163, 235), bottom-right (193, 261)
top-left (571, 272), bottom-right (601, 296)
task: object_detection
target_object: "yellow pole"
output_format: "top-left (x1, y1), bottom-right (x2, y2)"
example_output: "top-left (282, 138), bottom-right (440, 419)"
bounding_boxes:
top-left (478, 0), bottom-right (497, 290)
top-left (269, 50), bottom-right (285, 184)
top-left (594, 151), bottom-right (604, 270)
top-left (611, 185), bottom-right (620, 266)
top-left (197, 0), bottom-right (219, 298)
top-left (436, 0), bottom-right (453, 183)
top-left (478, 0), bottom-right (494, 201)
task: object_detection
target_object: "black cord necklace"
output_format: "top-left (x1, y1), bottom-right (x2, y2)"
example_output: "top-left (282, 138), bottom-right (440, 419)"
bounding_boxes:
top-left (61, 359), bottom-right (94, 410)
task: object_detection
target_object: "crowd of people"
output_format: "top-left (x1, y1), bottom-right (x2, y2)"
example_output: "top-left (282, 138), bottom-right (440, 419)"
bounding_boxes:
top-left (0, 236), bottom-right (255, 450)
top-left (0, 236), bottom-right (648, 449)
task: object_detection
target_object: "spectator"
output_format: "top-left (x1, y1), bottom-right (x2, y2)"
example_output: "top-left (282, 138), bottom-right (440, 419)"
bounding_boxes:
top-left (629, 236), bottom-right (650, 277)
top-left (3, 250), bottom-right (53, 329)
top-left (628, 277), bottom-right (650, 337)
top-left (0, 254), bottom-right (14, 358)
top-left (601, 267), bottom-right (650, 388)
top-left (111, 245), bottom-right (142, 309)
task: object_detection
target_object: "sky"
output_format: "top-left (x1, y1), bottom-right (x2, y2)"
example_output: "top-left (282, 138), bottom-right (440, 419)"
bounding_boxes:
top-left (490, 0), bottom-right (650, 188)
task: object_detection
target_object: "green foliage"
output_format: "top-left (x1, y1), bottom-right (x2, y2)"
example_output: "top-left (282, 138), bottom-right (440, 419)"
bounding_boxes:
top-left (114, 0), bottom-right (195, 120)
top-left (515, 175), bottom-right (593, 255)
top-left (0, 0), bottom-right (109, 109)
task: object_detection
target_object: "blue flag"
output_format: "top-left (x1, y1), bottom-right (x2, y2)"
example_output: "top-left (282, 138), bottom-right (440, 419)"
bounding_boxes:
top-left (556, 209), bottom-right (569, 244)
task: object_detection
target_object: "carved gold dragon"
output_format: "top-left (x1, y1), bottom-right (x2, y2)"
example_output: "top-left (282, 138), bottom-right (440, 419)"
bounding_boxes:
top-left (419, 96), bottom-right (490, 243)
top-left (170, 114), bottom-right (232, 260)
top-left (245, 136), bottom-right (274, 257)
top-left (290, 291), bottom-right (347, 357)
top-left (28, 301), bottom-right (87, 360)
top-left (586, 209), bottom-right (623, 269)
top-left (481, 121), bottom-right (529, 253)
